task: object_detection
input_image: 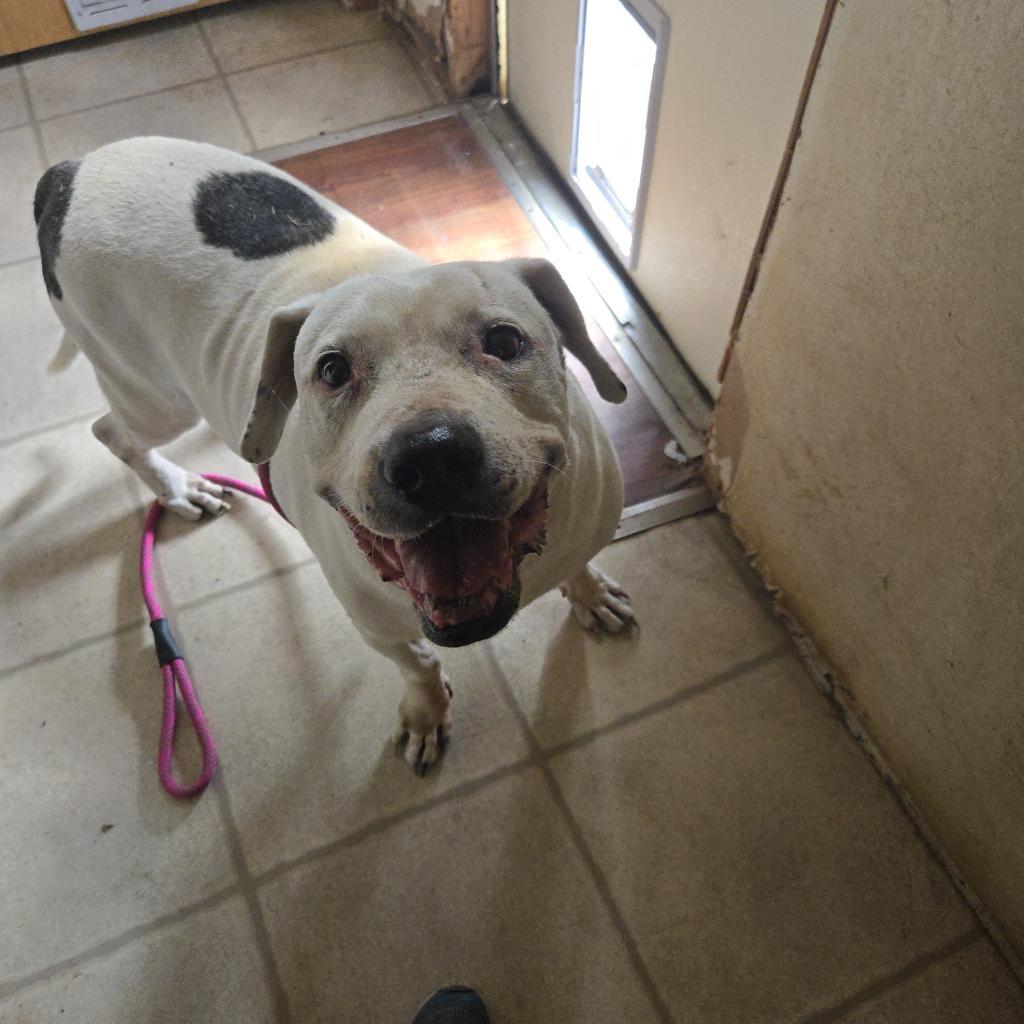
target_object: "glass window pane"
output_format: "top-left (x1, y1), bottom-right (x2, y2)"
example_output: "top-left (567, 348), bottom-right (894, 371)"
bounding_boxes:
top-left (576, 0), bottom-right (658, 222)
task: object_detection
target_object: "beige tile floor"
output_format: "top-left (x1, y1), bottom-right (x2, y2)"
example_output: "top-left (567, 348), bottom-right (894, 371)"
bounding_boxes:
top-left (1, 2), bottom-right (1023, 1022)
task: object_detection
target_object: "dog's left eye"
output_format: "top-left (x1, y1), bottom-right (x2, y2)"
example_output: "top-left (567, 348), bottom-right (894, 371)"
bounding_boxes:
top-left (317, 354), bottom-right (351, 388)
top-left (483, 325), bottom-right (524, 361)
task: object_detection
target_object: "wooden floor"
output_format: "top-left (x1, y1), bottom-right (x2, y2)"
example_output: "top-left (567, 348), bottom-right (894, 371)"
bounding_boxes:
top-left (277, 116), bottom-right (692, 508)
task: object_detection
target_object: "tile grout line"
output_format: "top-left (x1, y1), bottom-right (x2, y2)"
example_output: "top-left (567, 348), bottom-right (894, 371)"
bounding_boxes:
top-left (0, 467), bottom-right (150, 683)
top-left (14, 64), bottom-right (49, 164)
top-left (217, 30), bottom-right (401, 85)
top-left (0, 884), bottom-right (242, 1004)
top-left (25, 36), bottom-right (399, 129)
top-left (0, 544), bottom-right (783, 715)
top-left (0, 614), bottom-right (149, 683)
top-left (192, 14), bottom-right (259, 153)
top-left (0, 408), bottom-right (105, 452)
top-left (224, 33), bottom-right (402, 78)
top-left (539, 765), bottom-right (676, 1024)
top-left (253, 757), bottom-right (535, 887)
top-left (211, 771), bottom-right (294, 1024)
top-left (0, 254), bottom-right (39, 272)
top-left (36, 74), bottom-right (222, 125)
top-left (796, 928), bottom-right (983, 1024)
top-left (480, 643), bottom-right (676, 1024)
top-left (176, 556), bottom-right (318, 614)
top-left (542, 645), bottom-right (793, 761)
top-left (0, 553), bottom-right (315, 684)
top-left (252, 645), bottom-right (791, 890)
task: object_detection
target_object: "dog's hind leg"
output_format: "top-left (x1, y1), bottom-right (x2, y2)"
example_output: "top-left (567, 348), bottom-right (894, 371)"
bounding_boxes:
top-left (91, 410), bottom-right (230, 522)
top-left (559, 564), bottom-right (636, 634)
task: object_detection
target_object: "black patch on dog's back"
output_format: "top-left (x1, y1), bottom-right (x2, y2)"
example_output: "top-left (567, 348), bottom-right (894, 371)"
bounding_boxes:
top-left (192, 170), bottom-right (335, 260)
top-left (34, 160), bottom-right (80, 300)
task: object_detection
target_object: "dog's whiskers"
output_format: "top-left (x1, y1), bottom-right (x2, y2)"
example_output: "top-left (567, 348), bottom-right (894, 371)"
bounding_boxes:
top-left (265, 385), bottom-right (291, 414)
top-left (523, 453), bottom-right (577, 489)
top-left (319, 486), bottom-right (345, 513)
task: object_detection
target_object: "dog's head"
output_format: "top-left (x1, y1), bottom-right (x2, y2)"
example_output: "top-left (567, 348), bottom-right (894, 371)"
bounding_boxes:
top-left (240, 258), bottom-right (626, 646)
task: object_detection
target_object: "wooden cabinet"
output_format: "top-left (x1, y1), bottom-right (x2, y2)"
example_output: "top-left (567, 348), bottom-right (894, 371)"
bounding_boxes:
top-left (0, 0), bottom-right (232, 58)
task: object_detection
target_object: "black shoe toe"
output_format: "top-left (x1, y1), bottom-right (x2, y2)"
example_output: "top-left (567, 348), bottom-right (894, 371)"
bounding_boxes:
top-left (410, 986), bottom-right (490, 1024)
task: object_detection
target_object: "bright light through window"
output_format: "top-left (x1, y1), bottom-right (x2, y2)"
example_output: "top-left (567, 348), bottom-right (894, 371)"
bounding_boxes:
top-left (571, 0), bottom-right (667, 264)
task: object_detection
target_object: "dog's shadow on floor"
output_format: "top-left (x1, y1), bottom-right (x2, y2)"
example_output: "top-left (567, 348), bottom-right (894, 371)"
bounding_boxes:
top-left (3, 502), bottom-right (142, 595)
top-left (1, 440), bottom-right (141, 599)
top-left (526, 603), bottom-right (639, 744)
top-left (534, 614), bottom-right (592, 721)
top-left (0, 473), bottom-right (51, 530)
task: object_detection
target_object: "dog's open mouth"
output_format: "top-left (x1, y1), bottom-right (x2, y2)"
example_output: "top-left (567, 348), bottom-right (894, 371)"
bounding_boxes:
top-left (338, 481), bottom-right (548, 646)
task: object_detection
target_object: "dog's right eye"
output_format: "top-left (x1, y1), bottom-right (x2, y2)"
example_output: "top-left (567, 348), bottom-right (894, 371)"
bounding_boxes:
top-left (317, 354), bottom-right (351, 388)
top-left (483, 325), bottom-right (524, 361)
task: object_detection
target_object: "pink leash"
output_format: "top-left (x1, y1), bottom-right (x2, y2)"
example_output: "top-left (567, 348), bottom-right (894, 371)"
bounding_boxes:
top-left (140, 464), bottom-right (287, 798)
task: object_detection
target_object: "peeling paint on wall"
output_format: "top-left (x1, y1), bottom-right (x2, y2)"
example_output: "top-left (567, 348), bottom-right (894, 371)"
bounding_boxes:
top-left (382, 0), bottom-right (490, 98)
top-left (706, 354), bottom-right (749, 497)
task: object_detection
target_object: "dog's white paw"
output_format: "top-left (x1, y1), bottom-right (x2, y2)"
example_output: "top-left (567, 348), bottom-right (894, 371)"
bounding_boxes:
top-left (395, 678), bottom-right (453, 776)
top-left (560, 566), bottom-right (636, 635)
top-left (162, 474), bottom-right (231, 521)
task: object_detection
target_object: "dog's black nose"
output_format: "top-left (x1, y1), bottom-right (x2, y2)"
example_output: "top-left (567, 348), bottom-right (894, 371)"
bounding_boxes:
top-left (381, 415), bottom-right (484, 507)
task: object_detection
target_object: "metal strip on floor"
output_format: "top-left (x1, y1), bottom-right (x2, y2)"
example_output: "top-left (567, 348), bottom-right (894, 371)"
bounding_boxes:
top-left (615, 487), bottom-right (715, 540)
top-left (251, 105), bottom-right (461, 165)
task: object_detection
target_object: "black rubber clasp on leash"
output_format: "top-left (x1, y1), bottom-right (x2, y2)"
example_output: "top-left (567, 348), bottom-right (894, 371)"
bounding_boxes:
top-left (150, 618), bottom-right (183, 666)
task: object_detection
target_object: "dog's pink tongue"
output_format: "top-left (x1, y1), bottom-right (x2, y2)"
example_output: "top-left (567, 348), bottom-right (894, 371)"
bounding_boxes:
top-left (397, 518), bottom-right (512, 599)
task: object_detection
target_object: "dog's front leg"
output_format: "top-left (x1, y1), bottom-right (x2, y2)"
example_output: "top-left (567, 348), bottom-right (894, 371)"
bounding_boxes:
top-left (92, 413), bottom-right (230, 521)
top-left (394, 639), bottom-right (454, 776)
top-left (559, 564), bottom-right (636, 634)
top-left (358, 629), bottom-right (453, 776)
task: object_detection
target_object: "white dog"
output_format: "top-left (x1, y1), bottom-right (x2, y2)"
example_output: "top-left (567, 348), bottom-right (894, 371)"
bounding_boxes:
top-left (35, 137), bottom-right (634, 772)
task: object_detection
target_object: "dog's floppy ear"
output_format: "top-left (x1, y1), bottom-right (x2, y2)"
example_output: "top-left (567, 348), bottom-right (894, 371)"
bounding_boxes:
top-left (240, 293), bottom-right (319, 463)
top-left (510, 257), bottom-right (627, 403)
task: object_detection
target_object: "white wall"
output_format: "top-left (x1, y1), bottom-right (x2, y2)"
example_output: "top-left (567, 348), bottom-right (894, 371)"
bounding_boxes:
top-left (507, 0), bottom-right (825, 394)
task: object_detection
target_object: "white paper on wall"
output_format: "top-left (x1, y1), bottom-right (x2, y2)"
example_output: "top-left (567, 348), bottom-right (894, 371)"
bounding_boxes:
top-left (63, 0), bottom-right (196, 33)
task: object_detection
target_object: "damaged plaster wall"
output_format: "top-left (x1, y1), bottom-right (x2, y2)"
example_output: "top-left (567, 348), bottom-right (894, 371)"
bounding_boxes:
top-left (711, 0), bottom-right (1024, 962)
top-left (382, 0), bottom-right (490, 98)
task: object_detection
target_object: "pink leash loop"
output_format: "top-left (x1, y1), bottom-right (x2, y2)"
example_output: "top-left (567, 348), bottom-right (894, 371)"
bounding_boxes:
top-left (140, 468), bottom-right (283, 798)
